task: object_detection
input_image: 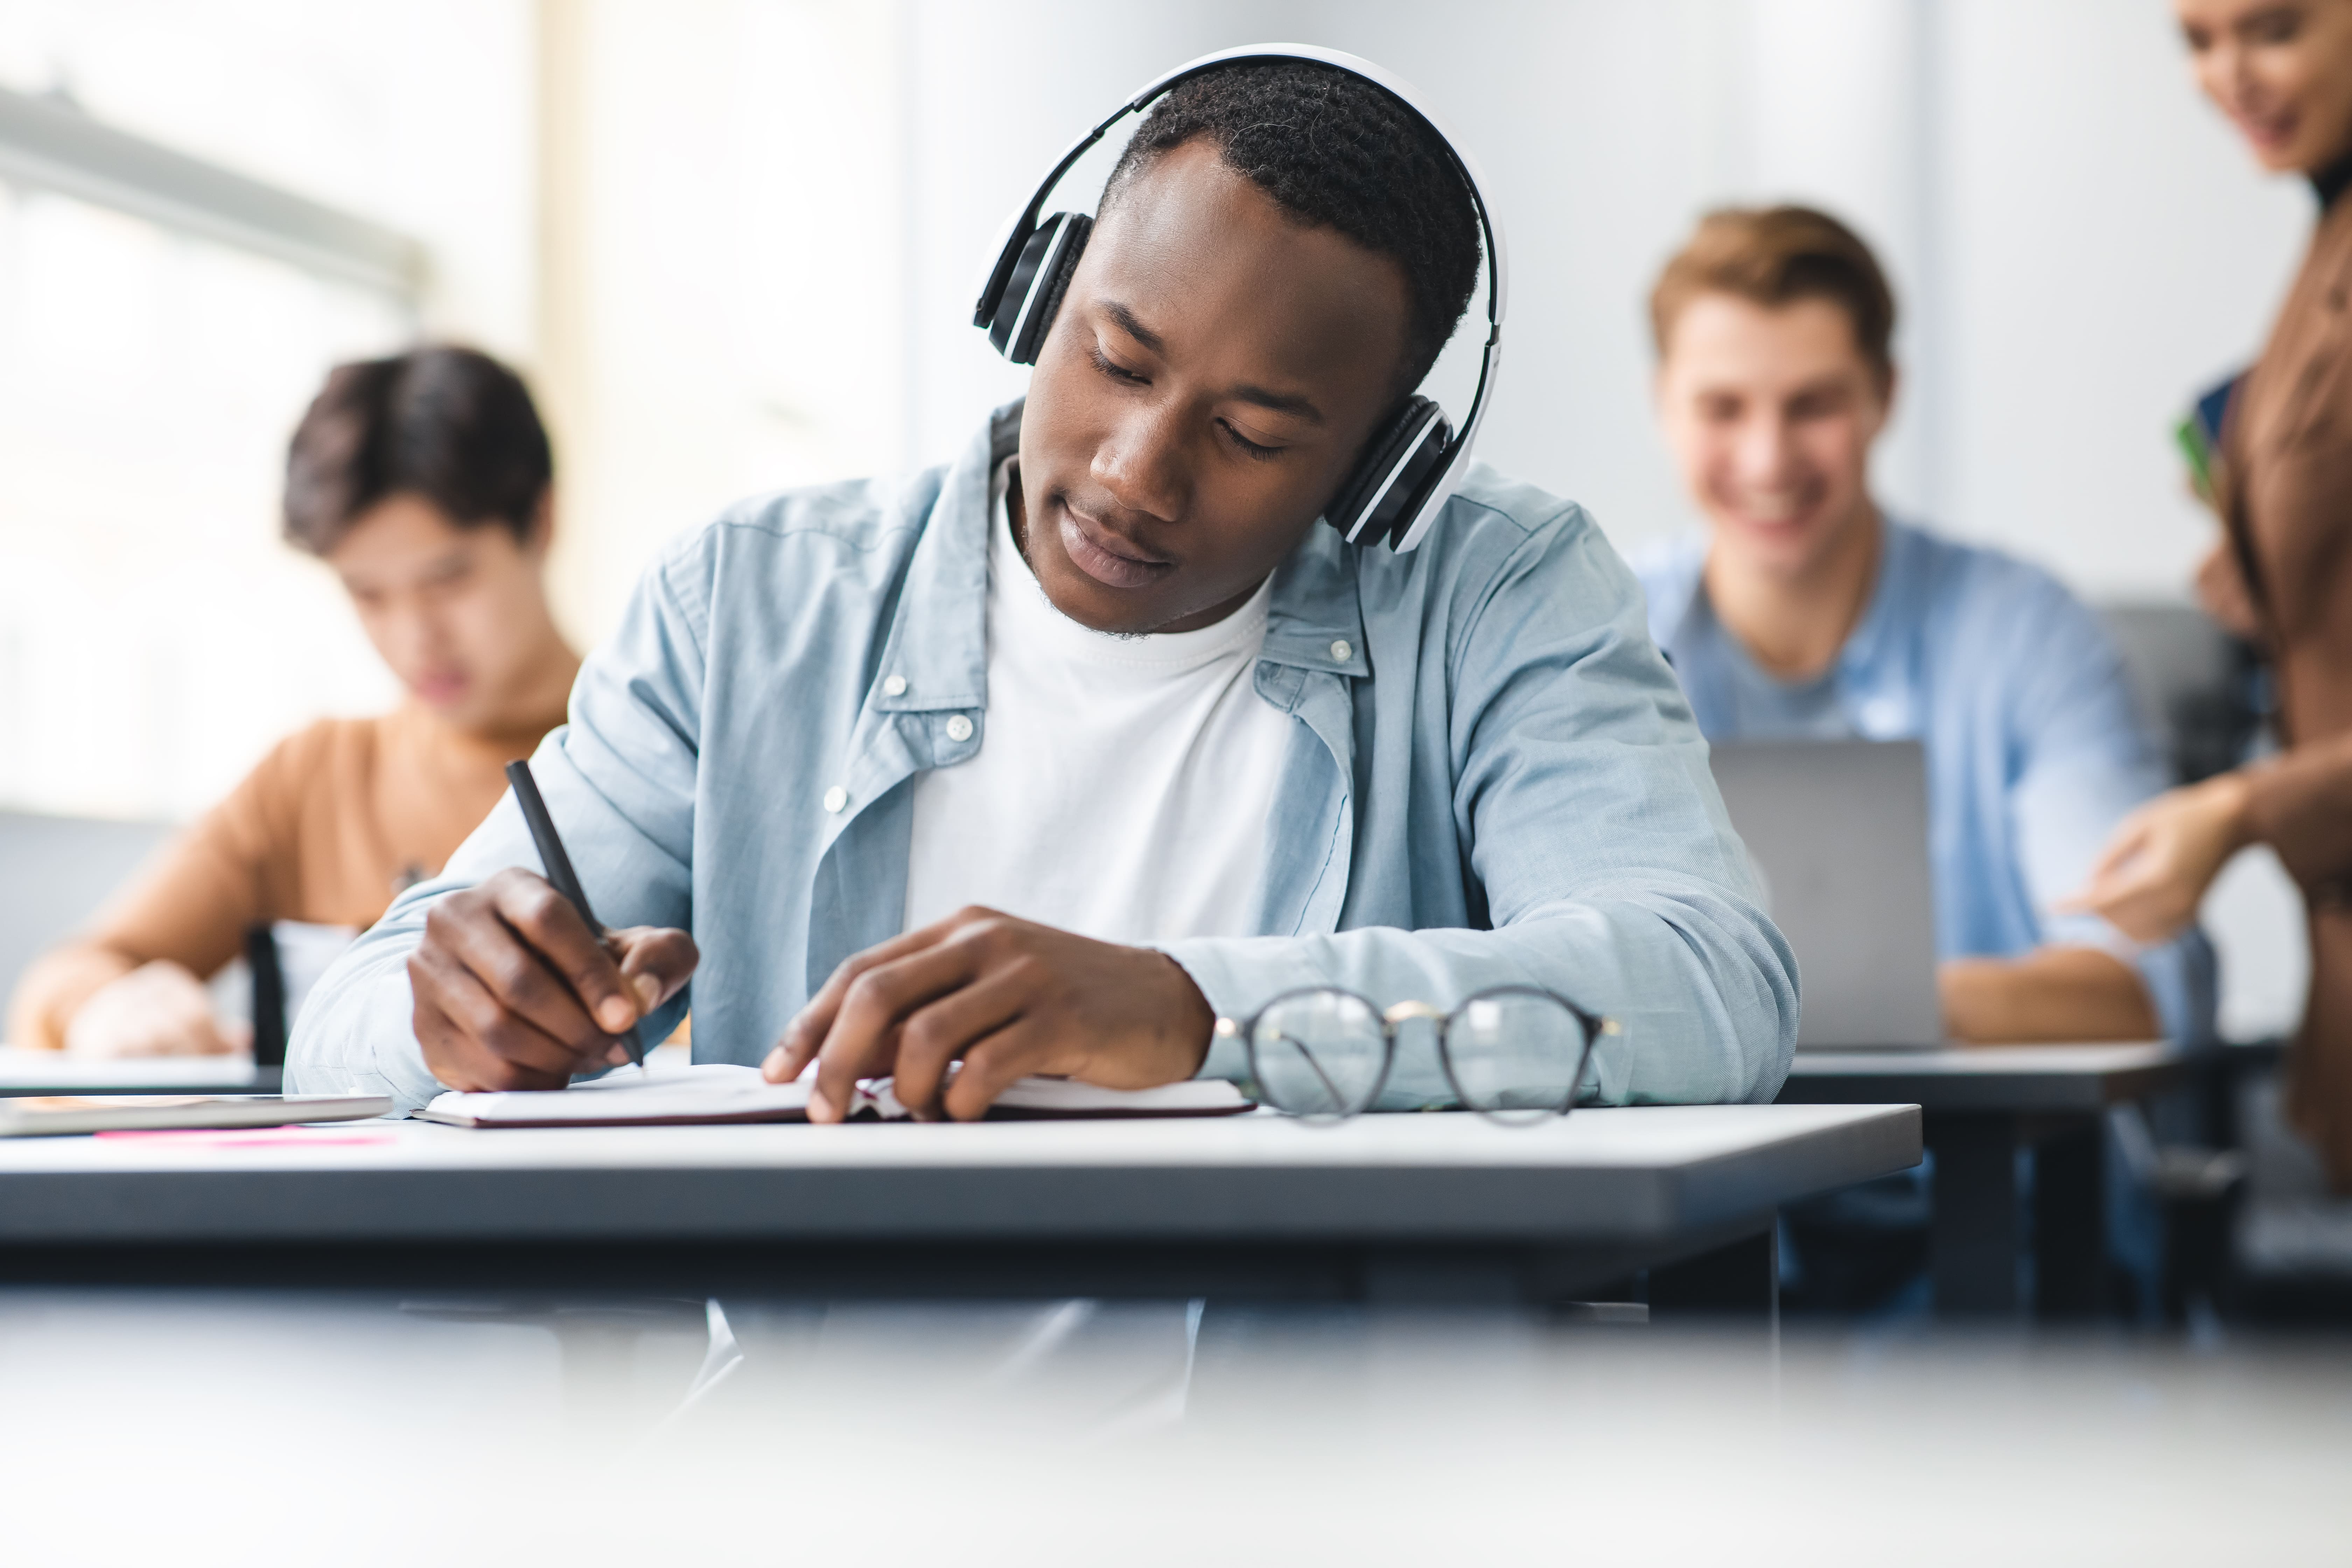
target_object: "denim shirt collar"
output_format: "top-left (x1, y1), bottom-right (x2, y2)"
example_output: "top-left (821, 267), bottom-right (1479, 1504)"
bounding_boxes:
top-left (866, 405), bottom-right (1002, 720)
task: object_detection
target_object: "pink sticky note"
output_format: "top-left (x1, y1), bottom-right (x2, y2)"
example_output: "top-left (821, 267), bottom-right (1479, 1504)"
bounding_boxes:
top-left (94, 1128), bottom-right (394, 1147)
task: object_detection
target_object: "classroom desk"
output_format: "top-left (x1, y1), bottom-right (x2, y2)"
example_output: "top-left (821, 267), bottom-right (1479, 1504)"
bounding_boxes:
top-left (0, 1103), bottom-right (1919, 1308)
top-left (0, 1044), bottom-right (281, 1097)
top-left (1778, 1044), bottom-right (2184, 1316)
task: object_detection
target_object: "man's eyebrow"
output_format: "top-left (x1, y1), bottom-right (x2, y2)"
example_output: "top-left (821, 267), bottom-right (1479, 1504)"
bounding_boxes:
top-left (1101, 299), bottom-right (1323, 424)
top-left (1102, 300), bottom-right (1166, 355)
top-left (1230, 384), bottom-right (1324, 424)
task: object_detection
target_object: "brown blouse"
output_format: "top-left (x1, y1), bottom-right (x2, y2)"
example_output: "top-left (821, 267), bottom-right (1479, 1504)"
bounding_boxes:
top-left (5, 701), bottom-right (561, 1052)
top-left (2223, 189), bottom-right (2352, 1186)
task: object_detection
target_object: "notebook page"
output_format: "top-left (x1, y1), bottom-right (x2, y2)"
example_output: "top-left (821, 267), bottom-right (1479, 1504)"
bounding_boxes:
top-left (420, 1064), bottom-right (814, 1127)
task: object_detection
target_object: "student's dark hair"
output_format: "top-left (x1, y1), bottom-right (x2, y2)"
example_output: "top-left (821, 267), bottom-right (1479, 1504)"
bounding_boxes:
top-left (1650, 205), bottom-right (1897, 390)
top-left (283, 344), bottom-right (553, 555)
top-left (1103, 61), bottom-right (1481, 399)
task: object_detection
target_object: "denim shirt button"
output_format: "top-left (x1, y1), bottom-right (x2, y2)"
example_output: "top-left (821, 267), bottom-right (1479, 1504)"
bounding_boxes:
top-left (944, 714), bottom-right (975, 743)
top-left (822, 785), bottom-right (848, 813)
top-left (1330, 639), bottom-right (1352, 663)
top-left (882, 674), bottom-right (908, 697)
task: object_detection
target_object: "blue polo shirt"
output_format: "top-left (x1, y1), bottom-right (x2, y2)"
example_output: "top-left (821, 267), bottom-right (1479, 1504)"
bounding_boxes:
top-left (1634, 519), bottom-right (2216, 1044)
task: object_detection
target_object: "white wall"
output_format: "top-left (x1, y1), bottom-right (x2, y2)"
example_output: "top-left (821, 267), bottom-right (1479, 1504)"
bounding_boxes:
top-left (533, 0), bottom-right (912, 643)
top-left (0, 0), bottom-right (535, 819)
top-left (1935, 0), bottom-right (2308, 596)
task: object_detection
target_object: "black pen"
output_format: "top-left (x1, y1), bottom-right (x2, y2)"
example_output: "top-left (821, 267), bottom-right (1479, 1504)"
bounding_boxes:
top-left (504, 760), bottom-right (648, 1072)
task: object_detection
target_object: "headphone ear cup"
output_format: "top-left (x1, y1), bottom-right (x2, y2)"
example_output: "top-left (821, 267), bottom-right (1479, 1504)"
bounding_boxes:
top-left (1323, 396), bottom-right (1453, 549)
top-left (987, 212), bottom-right (1092, 364)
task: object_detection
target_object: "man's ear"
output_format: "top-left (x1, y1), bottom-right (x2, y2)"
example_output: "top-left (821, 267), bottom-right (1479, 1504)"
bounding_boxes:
top-left (1858, 362), bottom-right (1898, 445)
top-left (524, 488), bottom-right (557, 560)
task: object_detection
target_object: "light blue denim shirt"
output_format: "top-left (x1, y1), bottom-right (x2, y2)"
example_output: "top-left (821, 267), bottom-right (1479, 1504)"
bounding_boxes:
top-left (1634, 521), bottom-right (2216, 1045)
top-left (292, 405), bottom-right (1798, 1112)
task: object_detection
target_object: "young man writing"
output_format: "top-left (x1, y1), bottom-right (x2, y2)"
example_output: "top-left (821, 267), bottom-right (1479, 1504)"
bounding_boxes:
top-left (290, 57), bottom-right (1796, 1117)
top-left (1634, 205), bottom-right (2212, 1046)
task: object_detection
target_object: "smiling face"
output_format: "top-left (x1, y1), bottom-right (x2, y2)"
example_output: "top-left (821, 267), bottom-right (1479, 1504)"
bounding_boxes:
top-left (1655, 292), bottom-right (1891, 582)
top-left (1015, 139), bottom-right (1414, 635)
top-left (326, 492), bottom-right (561, 733)
top-left (2178, 0), bottom-right (2352, 173)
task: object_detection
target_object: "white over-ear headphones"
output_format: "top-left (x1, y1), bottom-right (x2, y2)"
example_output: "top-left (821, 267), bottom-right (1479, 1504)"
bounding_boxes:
top-left (972, 43), bottom-right (1508, 553)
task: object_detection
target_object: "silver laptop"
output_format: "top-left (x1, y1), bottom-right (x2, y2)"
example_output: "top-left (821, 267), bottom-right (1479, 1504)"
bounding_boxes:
top-left (1707, 738), bottom-right (1941, 1050)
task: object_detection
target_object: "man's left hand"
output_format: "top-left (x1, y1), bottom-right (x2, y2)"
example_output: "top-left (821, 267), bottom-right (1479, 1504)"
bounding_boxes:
top-left (761, 906), bottom-right (1216, 1122)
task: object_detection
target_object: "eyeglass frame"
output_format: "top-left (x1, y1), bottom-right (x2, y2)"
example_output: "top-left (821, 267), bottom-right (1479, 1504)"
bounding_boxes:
top-left (1213, 983), bottom-right (1622, 1123)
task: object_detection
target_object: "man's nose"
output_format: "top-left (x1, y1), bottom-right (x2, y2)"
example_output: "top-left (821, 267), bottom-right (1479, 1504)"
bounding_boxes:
top-left (389, 603), bottom-right (451, 667)
top-left (1090, 404), bottom-right (1188, 523)
top-left (1731, 411), bottom-right (1800, 488)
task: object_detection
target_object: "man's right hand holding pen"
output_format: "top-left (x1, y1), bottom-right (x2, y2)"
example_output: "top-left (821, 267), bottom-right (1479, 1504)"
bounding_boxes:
top-left (406, 866), bottom-right (698, 1091)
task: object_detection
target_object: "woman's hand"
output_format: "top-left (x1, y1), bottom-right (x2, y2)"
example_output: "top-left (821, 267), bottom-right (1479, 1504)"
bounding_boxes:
top-left (65, 960), bottom-right (251, 1058)
top-left (2062, 772), bottom-right (2256, 943)
top-left (762, 906), bottom-right (1215, 1122)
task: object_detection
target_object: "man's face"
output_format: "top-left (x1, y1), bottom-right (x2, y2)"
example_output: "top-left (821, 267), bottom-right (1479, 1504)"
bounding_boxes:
top-left (328, 491), bottom-right (555, 733)
top-left (1017, 139), bottom-right (1413, 635)
top-left (1654, 292), bottom-right (1890, 581)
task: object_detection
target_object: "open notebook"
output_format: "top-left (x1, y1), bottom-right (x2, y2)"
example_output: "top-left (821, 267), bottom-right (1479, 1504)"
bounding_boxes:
top-left (418, 1063), bottom-right (1254, 1129)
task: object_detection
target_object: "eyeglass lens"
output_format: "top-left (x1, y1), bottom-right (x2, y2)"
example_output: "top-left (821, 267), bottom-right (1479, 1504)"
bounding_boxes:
top-left (1444, 988), bottom-right (1591, 1121)
top-left (1248, 990), bottom-right (1390, 1118)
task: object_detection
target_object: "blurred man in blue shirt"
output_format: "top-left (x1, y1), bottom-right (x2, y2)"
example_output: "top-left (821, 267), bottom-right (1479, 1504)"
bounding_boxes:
top-left (1633, 205), bottom-right (2213, 1048)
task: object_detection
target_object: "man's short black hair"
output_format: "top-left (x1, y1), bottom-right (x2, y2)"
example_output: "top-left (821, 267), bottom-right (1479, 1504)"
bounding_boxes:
top-left (1104, 61), bottom-right (1482, 400)
top-left (283, 345), bottom-right (553, 556)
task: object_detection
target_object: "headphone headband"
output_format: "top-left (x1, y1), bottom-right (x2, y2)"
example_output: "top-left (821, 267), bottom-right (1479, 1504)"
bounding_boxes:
top-left (974, 44), bottom-right (1508, 552)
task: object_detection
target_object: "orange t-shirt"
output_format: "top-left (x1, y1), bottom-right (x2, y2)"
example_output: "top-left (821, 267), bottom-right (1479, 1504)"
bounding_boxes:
top-left (6, 701), bottom-right (563, 1051)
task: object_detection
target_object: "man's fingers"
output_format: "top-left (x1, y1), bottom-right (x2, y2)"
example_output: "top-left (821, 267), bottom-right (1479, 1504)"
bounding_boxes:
top-left (943, 1020), bottom-right (1080, 1123)
top-left (771, 933), bottom-right (934, 1080)
top-left (612, 926), bottom-right (699, 1015)
top-left (411, 978), bottom-right (569, 1092)
top-left (889, 965), bottom-right (1036, 1119)
top-left (806, 939), bottom-right (992, 1121)
top-left (410, 940), bottom-right (588, 1080)
top-left (768, 908), bottom-right (1006, 1084)
top-left (434, 904), bottom-right (611, 1060)
top-left (488, 870), bottom-right (637, 1036)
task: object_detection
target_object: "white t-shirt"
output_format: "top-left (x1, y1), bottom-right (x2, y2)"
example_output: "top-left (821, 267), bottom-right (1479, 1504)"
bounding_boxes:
top-left (901, 463), bottom-right (1295, 943)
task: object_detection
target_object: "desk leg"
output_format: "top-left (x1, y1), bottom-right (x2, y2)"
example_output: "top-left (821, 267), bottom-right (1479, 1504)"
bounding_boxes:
top-left (1648, 1224), bottom-right (1778, 1319)
top-left (2032, 1119), bottom-right (2109, 1319)
top-left (1930, 1113), bottom-right (2020, 1314)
